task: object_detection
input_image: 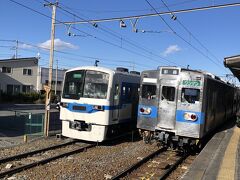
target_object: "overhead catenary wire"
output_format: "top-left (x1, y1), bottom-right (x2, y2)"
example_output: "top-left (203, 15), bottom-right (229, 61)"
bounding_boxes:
top-left (160, 0), bottom-right (223, 64)
top-left (46, 0), bottom-right (180, 66)
top-left (56, 1), bottom-right (236, 71)
top-left (59, 2), bottom-right (240, 25)
top-left (0, 39), bottom-right (152, 69)
top-left (144, 0), bottom-right (226, 71)
top-left (8, 0), bottom-right (177, 69)
top-left (7, 0), bottom-right (233, 72)
top-left (59, 0), bottom-right (201, 14)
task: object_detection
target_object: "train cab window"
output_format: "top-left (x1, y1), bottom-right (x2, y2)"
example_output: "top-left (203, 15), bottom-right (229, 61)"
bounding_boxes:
top-left (181, 88), bottom-right (200, 104)
top-left (62, 70), bottom-right (85, 99)
top-left (142, 84), bottom-right (156, 99)
top-left (83, 70), bottom-right (109, 99)
top-left (161, 86), bottom-right (175, 101)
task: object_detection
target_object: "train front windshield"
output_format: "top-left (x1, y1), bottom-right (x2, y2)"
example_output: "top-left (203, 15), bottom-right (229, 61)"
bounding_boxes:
top-left (62, 70), bottom-right (109, 99)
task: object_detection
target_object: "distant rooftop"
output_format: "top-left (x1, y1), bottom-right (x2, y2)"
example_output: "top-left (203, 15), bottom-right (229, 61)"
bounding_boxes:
top-left (0, 57), bottom-right (38, 63)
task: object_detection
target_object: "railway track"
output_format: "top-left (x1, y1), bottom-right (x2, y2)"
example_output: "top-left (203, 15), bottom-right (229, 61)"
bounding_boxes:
top-left (111, 148), bottom-right (189, 180)
top-left (0, 140), bottom-right (96, 178)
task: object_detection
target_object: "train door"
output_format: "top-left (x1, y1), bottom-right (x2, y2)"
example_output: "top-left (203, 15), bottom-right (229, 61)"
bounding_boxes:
top-left (157, 79), bottom-right (178, 129)
top-left (112, 79), bottom-right (120, 122)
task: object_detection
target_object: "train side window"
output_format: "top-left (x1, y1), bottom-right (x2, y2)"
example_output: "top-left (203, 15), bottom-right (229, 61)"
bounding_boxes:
top-left (181, 88), bottom-right (200, 104)
top-left (128, 87), bottom-right (132, 99)
top-left (161, 86), bottom-right (175, 101)
top-left (114, 84), bottom-right (119, 100)
top-left (122, 86), bottom-right (126, 96)
top-left (142, 84), bottom-right (156, 99)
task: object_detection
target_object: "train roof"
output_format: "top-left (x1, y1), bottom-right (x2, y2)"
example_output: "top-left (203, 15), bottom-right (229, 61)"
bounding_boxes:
top-left (143, 66), bottom-right (235, 86)
top-left (65, 66), bottom-right (140, 76)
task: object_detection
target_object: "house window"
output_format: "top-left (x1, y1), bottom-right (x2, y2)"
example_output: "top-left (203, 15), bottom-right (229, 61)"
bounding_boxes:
top-left (22, 85), bottom-right (31, 93)
top-left (2, 67), bottom-right (12, 73)
top-left (14, 85), bottom-right (20, 94)
top-left (7, 85), bottom-right (13, 94)
top-left (7, 85), bottom-right (20, 94)
top-left (23, 69), bottom-right (32, 75)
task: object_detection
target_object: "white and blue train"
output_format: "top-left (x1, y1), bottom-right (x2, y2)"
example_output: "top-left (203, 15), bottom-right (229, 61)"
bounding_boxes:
top-left (60, 66), bottom-right (140, 142)
top-left (137, 66), bottom-right (239, 149)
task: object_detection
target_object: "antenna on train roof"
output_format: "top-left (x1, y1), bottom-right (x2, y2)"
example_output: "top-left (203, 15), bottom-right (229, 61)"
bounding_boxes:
top-left (94, 60), bottom-right (99, 67)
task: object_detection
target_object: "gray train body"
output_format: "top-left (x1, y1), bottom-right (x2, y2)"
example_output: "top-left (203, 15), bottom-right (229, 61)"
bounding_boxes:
top-left (137, 66), bottom-right (239, 148)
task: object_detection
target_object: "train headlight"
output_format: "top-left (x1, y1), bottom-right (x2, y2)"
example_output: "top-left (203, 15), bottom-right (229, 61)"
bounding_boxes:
top-left (139, 107), bottom-right (152, 115)
top-left (184, 112), bottom-right (198, 121)
top-left (60, 102), bottom-right (68, 108)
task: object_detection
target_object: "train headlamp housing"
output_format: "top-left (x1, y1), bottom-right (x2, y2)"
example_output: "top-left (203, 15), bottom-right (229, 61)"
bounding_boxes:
top-left (184, 112), bottom-right (198, 121)
top-left (60, 102), bottom-right (68, 108)
top-left (139, 107), bottom-right (152, 115)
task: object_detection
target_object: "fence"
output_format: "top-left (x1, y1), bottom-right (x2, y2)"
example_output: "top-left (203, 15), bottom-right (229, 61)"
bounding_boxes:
top-left (0, 110), bottom-right (61, 138)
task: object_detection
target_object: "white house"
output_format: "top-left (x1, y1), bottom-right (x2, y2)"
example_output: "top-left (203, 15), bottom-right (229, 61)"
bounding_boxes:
top-left (0, 57), bottom-right (67, 95)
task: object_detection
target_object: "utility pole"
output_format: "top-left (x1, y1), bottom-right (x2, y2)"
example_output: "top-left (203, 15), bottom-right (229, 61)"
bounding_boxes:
top-left (55, 59), bottom-right (58, 95)
top-left (15, 40), bottom-right (18, 59)
top-left (44, 1), bottom-right (58, 137)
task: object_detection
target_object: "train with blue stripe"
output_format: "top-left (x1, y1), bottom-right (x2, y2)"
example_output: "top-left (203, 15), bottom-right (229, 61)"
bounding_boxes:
top-left (60, 66), bottom-right (140, 142)
top-left (137, 66), bottom-right (239, 149)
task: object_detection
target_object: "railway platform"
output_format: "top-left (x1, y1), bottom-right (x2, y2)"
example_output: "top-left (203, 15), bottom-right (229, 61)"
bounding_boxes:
top-left (182, 121), bottom-right (240, 180)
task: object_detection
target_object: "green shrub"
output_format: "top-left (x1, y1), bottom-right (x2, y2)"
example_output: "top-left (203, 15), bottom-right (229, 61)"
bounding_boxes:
top-left (0, 92), bottom-right (43, 104)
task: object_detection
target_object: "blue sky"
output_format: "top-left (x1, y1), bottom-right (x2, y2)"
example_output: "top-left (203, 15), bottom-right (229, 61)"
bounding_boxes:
top-left (1, 0), bottom-right (240, 80)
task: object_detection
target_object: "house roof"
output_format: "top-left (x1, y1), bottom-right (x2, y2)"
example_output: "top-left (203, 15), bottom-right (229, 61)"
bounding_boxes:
top-left (224, 55), bottom-right (240, 81)
top-left (0, 57), bottom-right (38, 63)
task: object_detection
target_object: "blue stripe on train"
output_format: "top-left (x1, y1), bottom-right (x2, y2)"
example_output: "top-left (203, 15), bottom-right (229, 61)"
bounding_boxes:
top-left (137, 105), bottom-right (158, 118)
top-left (66, 103), bottom-right (129, 113)
top-left (176, 110), bottom-right (205, 124)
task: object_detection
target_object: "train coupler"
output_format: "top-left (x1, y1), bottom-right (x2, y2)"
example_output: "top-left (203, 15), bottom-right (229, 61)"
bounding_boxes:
top-left (140, 130), bottom-right (154, 144)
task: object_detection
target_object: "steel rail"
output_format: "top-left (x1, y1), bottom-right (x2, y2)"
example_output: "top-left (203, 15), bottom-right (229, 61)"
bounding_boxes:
top-left (111, 147), bottom-right (167, 180)
top-left (159, 153), bottom-right (189, 180)
top-left (0, 144), bottom-right (96, 178)
top-left (0, 140), bottom-right (78, 164)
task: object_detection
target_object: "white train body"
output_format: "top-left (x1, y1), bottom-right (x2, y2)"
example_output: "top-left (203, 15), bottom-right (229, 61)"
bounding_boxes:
top-left (60, 66), bottom-right (140, 142)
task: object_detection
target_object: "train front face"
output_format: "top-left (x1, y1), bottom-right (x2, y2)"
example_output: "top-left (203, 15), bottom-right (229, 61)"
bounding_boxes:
top-left (137, 70), bottom-right (160, 139)
top-left (175, 71), bottom-right (204, 139)
top-left (138, 67), bottom-right (204, 147)
top-left (60, 67), bottom-right (113, 142)
top-left (155, 69), bottom-right (205, 148)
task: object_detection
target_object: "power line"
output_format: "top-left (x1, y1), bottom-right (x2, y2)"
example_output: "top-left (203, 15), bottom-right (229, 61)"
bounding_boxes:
top-left (59, 2), bottom-right (240, 24)
top-left (9, 0), bottom-right (176, 68)
top-left (144, 0), bottom-right (226, 71)
top-left (51, 1), bottom-right (180, 66)
top-left (160, 0), bottom-right (223, 64)
top-left (62, 0), bottom-right (200, 14)
top-left (0, 39), bottom-right (153, 69)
